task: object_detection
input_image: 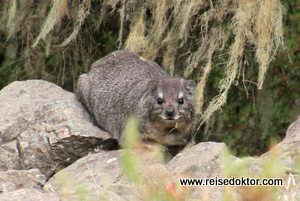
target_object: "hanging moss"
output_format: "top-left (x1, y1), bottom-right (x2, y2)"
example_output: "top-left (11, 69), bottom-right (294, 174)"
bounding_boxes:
top-left (0, 0), bottom-right (285, 143)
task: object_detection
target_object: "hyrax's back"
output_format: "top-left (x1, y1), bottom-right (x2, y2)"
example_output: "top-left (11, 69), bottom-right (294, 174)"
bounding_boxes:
top-left (76, 50), bottom-right (195, 147)
top-left (76, 51), bottom-right (169, 138)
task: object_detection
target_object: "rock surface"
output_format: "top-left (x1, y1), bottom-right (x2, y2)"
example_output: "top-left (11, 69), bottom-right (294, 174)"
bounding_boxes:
top-left (167, 142), bottom-right (229, 200)
top-left (0, 140), bottom-right (20, 171)
top-left (0, 189), bottom-right (60, 201)
top-left (0, 169), bottom-right (45, 193)
top-left (0, 80), bottom-right (118, 178)
top-left (44, 150), bottom-right (137, 201)
top-left (261, 116), bottom-right (300, 171)
top-left (0, 80), bottom-right (300, 200)
top-left (259, 116), bottom-right (300, 200)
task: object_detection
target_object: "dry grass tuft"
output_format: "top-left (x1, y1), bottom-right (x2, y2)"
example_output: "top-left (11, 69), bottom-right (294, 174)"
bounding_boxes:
top-left (32, 0), bottom-right (69, 48)
top-left (124, 7), bottom-right (148, 53)
top-left (60, 0), bottom-right (91, 47)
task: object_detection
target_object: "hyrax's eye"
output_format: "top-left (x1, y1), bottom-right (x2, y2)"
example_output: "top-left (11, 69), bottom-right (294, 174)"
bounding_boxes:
top-left (157, 98), bottom-right (163, 105)
top-left (178, 98), bottom-right (184, 104)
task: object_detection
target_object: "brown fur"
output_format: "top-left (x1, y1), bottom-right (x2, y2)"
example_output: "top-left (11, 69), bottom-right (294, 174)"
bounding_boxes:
top-left (76, 50), bottom-right (195, 152)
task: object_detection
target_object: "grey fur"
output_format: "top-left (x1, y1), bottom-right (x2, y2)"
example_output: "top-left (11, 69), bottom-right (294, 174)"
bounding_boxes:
top-left (76, 50), bottom-right (195, 147)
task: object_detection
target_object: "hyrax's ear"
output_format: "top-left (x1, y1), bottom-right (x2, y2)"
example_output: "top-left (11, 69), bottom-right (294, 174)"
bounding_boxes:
top-left (147, 79), bottom-right (159, 93)
top-left (184, 80), bottom-right (196, 95)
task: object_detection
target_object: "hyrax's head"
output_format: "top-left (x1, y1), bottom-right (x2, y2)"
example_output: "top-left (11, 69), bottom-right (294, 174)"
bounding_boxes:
top-left (140, 77), bottom-right (195, 146)
top-left (149, 78), bottom-right (195, 124)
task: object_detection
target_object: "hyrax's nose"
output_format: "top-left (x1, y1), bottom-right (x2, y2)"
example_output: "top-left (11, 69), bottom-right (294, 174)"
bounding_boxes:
top-left (165, 108), bottom-right (175, 117)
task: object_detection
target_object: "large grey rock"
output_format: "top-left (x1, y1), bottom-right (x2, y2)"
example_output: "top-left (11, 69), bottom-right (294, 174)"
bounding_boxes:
top-left (0, 169), bottom-right (45, 193)
top-left (167, 142), bottom-right (233, 201)
top-left (0, 80), bottom-right (118, 177)
top-left (0, 140), bottom-right (20, 171)
top-left (45, 142), bottom-right (232, 201)
top-left (259, 116), bottom-right (300, 200)
top-left (260, 116), bottom-right (300, 171)
top-left (167, 142), bottom-right (227, 178)
top-left (42, 129), bottom-right (300, 201)
top-left (0, 188), bottom-right (60, 201)
top-left (44, 150), bottom-right (139, 201)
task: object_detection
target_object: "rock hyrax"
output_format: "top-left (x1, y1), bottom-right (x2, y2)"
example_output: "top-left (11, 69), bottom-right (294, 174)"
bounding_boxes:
top-left (76, 50), bottom-right (195, 150)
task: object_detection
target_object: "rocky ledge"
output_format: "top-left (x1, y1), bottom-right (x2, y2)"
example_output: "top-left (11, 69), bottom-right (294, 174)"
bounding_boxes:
top-left (0, 80), bottom-right (299, 201)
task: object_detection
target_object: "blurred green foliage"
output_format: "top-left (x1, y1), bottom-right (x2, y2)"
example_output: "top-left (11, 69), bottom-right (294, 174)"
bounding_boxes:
top-left (121, 116), bottom-right (142, 183)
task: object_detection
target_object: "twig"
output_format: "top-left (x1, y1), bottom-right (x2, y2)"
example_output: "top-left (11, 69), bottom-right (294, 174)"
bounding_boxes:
top-left (85, 162), bottom-right (96, 184)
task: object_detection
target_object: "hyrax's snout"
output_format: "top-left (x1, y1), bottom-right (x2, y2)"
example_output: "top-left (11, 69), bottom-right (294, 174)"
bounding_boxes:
top-left (161, 102), bottom-right (179, 120)
top-left (165, 107), bottom-right (175, 118)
